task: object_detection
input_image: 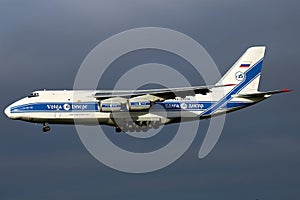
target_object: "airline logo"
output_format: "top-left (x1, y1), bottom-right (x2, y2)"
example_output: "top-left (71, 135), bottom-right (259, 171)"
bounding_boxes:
top-left (235, 71), bottom-right (245, 81)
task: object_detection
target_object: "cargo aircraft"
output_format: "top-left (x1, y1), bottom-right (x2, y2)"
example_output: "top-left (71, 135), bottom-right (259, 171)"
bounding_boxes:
top-left (4, 47), bottom-right (291, 132)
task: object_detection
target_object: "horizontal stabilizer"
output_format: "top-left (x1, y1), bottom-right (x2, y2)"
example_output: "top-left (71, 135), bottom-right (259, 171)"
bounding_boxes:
top-left (233, 88), bottom-right (293, 98)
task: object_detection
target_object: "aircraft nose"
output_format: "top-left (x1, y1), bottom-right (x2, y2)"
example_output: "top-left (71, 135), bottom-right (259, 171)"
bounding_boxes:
top-left (4, 106), bottom-right (11, 118)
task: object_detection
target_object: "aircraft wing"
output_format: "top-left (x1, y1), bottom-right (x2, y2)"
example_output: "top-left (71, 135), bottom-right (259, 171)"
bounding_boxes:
top-left (94, 84), bottom-right (235, 101)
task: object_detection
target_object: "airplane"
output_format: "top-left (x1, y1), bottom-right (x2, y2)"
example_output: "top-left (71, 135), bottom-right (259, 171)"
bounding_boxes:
top-left (4, 46), bottom-right (292, 133)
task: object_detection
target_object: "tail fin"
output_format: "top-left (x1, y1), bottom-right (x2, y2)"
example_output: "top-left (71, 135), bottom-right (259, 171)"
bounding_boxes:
top-left (216, 46), bottom-right (266, 94)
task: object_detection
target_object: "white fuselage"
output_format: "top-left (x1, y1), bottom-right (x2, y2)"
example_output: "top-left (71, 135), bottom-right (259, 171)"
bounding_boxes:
top-left (4, 89), bottom-right (262, 128)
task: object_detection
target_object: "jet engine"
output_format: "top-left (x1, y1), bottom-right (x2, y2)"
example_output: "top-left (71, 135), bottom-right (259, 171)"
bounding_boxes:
top-left (127, 97), bottom-right (151, 111)
top-left (100, 99), bottom-right (122, 112)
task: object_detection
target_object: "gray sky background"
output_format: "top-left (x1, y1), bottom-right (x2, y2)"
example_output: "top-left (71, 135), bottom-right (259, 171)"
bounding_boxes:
top-left (0, 0), bottom-right (299, 199)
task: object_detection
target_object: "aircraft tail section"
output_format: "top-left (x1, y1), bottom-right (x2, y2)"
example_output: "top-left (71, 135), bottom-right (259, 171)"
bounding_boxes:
top-left (216, 46), bottom-right (266, 95)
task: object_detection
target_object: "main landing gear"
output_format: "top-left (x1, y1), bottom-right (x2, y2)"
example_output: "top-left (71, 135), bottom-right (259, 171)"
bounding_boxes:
top-left (114, 121), bottom-right (161, 133)
top-left (115, 127), bottom-right (122, 133)
top-left (42, 123), bottom-right (51, 132)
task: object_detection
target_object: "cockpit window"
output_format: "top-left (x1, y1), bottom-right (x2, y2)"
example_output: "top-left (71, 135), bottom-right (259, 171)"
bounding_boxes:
top-left (28, 92), bottom-right (39, 98)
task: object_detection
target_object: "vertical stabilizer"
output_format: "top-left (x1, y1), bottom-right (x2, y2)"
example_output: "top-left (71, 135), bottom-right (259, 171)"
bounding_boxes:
top-left (216, 46), bottom-right (266, 94)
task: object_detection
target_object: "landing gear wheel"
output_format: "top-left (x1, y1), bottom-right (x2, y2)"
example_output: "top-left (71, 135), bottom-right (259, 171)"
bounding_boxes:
top-left (135, 126), bottom-right (142, 132)
top-left (115, 127), bottom-right (122, 133)
top-left (141, 126), bottom-right (148, 132)
top-left (42, 123), bottom-right (51, 132)
top-left (43, 126), bottom-right (51, 132)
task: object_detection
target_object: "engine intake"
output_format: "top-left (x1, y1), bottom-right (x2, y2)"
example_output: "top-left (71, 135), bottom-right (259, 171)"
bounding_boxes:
top-left (127, 98), bottom-right (151, 111)
top-left (99, 97), bottom-right (151, 112)
top-left (100, 99), bottom-right (122, 112)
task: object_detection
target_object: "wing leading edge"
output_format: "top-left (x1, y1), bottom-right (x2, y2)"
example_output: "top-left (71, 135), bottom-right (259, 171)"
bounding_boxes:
top-left (94, 84), bottom-right (235, 101)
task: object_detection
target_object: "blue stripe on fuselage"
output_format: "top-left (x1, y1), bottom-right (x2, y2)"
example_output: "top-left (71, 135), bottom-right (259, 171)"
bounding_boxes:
top-left (10, 102), bottom-right (98, 113)
top-left (10, 101), bottom-right (252, 113)
top-left (154, 101), bottom-right (252, 111)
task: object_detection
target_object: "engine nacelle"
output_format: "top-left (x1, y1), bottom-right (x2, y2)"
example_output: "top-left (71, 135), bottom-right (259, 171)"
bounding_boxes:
top-left (127, 98), bottom-right (151, 111)
top-left (100, 100), bottom-right (122, 112)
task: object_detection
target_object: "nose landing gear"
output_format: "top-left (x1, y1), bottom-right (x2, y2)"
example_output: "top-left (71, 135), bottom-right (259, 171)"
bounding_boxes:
top-left (42, 123), bottom-right (51, 132)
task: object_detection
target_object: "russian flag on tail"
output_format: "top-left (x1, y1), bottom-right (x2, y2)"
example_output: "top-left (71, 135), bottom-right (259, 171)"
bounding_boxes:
top-left (239, 63), bottom-right (251, 68)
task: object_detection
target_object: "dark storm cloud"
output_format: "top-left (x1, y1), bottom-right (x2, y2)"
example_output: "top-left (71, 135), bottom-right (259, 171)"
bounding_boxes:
top-left (0, 0), bottom-right (299, 199)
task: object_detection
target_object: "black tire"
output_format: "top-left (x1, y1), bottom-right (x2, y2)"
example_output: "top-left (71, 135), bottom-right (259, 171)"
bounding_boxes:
top-left (141, 126), bottom-right (148, 132)
top-left (135, 126), bottom-right (142, 132)
top-left (115, 127), bottom-right (122, 133)
top-left (43, 126), bottom-right (51, 132)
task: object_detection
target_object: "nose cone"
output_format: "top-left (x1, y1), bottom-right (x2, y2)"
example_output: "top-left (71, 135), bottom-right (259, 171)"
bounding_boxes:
top-left (4, 106), bottom-right (11, 118)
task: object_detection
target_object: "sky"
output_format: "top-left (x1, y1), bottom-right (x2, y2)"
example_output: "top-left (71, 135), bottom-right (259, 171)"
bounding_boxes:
top-left (0, 0), bottom-right (299, 199)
